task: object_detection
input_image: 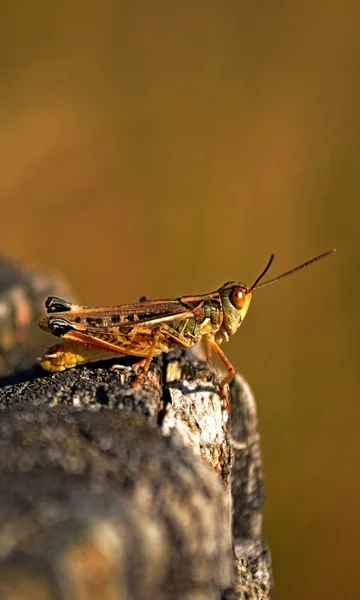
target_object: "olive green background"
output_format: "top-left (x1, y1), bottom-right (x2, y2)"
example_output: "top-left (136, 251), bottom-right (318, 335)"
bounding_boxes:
top-left (0, 2), bottom-right (359, 598)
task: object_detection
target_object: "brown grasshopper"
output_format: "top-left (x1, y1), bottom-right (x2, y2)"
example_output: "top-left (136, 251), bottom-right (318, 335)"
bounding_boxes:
top-left (38, 249), bottom-right (335, 402)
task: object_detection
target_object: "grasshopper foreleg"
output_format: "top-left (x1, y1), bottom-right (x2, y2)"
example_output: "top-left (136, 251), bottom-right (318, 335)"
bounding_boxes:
top-left (204, 336), bottom-right (213, 364)
top-left (206, 333), bottom-right (235, 409)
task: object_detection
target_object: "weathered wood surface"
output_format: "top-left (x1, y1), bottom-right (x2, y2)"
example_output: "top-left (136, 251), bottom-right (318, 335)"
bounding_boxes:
top-left (0, 257), bottom-right (272, 600)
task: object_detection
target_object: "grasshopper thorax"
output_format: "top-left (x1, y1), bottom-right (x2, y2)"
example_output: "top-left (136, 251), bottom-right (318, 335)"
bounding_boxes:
top-left (218, 281), bottom-right (252, 338)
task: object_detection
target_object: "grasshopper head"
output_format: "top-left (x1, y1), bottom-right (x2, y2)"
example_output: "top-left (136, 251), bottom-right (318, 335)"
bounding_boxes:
top-left (217, 249), bottom-right (336, 342)
top-left (218, 282), bottom-right (252, 338)
top-left (217, 254), bottom-right (276, 338)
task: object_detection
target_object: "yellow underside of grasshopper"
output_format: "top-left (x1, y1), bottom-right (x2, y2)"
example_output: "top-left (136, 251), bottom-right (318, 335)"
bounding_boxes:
top-left (39, 341), bottom-right (124, 372)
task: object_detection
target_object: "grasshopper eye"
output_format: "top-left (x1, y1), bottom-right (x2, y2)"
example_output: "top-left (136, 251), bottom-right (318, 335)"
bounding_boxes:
top-left (229, 287), bottom-right (247, 310)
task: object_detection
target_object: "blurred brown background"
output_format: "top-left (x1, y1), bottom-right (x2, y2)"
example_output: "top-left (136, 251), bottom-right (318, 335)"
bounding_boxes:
top-left (0, 1), bottom-right (359, 598)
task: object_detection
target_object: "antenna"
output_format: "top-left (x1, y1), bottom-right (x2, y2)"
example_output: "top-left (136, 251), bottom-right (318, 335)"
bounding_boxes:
top-left (250, 254), bottom-right (275, 290)
top-left (251, 249), bottom-right (336, 292)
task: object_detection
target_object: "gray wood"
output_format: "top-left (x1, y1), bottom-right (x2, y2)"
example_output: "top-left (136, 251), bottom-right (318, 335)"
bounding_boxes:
top-left (0, 347), bottom-right (272, 600)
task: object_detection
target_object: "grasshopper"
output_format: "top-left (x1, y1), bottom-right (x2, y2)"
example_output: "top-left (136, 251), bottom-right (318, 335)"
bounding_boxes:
top-left (38, 249), bottom-right (335, 403)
